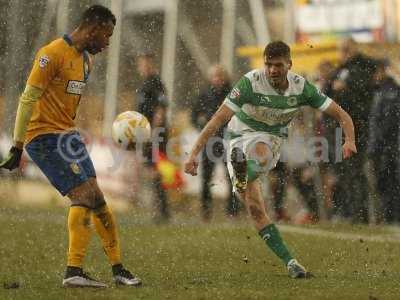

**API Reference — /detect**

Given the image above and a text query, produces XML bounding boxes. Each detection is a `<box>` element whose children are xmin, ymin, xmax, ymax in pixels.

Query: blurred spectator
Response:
<box><xmin>368</xmin><ymin>59</ymin><xmax>400</xmax><ymax>223</ymax></box>
<box><xmin>270</xmin><ymin>163</ymin><xmax>320</xmax><ymax>224</ymax></box>
<box><xmin>272</xmin><ymin>117</ymin><xmax>320</xmax><ymax>224</ymax></box>
<box><xmin>269</xmin><ymin>161</ymin><xmax>289</xmax><ymax>222</ymax></box>
<box><xmin>191</xmin><ymin>64</ymin><xmax>239</xmax><ymax>220</ymax></box>
<box><xmin>315</xmin><ymin>60</ymin><xmax>335</xmax><ymax>91</ymax></box>
<box><xmin>314</xmin><ymin>60</ymin><xmax>336</xmax><ymax>218</ymax></box>
<box><xmin>135</xmin><ymin>53</ymin><xmax>169</xmax><ymax>222</ymax></box>
<box><xmin>325</xmin><ymin>38</ymin><xmax>377</xmax><ymax>223</ymax></box>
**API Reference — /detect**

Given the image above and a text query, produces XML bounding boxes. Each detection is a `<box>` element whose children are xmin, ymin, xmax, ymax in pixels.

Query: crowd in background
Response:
<box><xmin>305</xmin><ymin>38</ymin><xmax>400</xmax><ymax>224</ymax></box>
<box><xmin>1</xmin><ymin>37</ymin><xmax>399</xmax><ymax>225</ymax></box>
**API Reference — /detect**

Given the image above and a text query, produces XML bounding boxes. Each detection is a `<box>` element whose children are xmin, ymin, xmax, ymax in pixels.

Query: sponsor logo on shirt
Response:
<box><xmin>242</xmin><ymin>104</ymin><xmax>299</xmax><ymax>126</ymax></box>
<box><xmin>229</xmin><ymin>87</ymin><xmax>240</xmax><ymax>99</ymax></box>
<box><xmin>66</xmin><ymin>80</ymin><xmax>86</xmax><ymax>95</ymax></box>
<box><xmin>39</xmin><ymin>55</ymin><xmax>50</xmax><ymax>68</ymax></box>
<box><xmin>259</xmin><ymin>96</ymin><xmax>271</xmax><ymax>104</ymax></box>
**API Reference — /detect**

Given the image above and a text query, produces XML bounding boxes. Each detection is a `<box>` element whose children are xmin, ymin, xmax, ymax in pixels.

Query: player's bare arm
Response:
<box><xmin>323</xmin><ymin>100</ymin><xmax>357</xmax><ymax>159</ymax></box>
<box><xmin>184</xmin><ymin>104</ymin><xmax>234</xmax><ymax>175</ymax></box>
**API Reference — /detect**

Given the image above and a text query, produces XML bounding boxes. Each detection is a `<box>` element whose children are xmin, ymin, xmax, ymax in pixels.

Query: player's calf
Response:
<box><xmin>258</xmin><ymin>223</ymin><xmax>311</xmax><ymax>279</ymax></box>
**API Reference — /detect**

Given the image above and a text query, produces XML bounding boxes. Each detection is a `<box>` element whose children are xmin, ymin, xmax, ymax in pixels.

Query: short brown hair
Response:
<box><xmin>263</xmin><ymin>41</ymin><xmax>291</xmax><ymax>60</ymax></box>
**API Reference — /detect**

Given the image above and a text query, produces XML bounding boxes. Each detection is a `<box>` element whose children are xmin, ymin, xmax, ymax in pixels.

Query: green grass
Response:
<box><xmin>1</xmin><ymin>205</ymin><xmax>400</xmax><ymax>300</ymax></box>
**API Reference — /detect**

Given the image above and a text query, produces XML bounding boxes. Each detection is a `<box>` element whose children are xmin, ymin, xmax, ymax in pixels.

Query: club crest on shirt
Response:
<box><xmin>229</xmin><ymin>87</ymin><xmax>240</xmax><ymax>99</ymax></box>
<box><xmin>287</xmin><ymin>96</ymin><xmax>298</xmax><ymax>106</ymax></box>
<box><xmin>70</xmin><ymin>163</ymin><xmax>81</xmax><ymax>174</ymax></box>
<box><xmin>39</xmin><ymin>55</ymin><xmax>50</xmax><ymax>68</ymax></box>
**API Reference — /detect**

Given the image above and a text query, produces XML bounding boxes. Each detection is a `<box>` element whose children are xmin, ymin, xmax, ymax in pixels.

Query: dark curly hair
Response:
<box><xmin>263</xmin><ymin>41</ymin><xmax>291</xmax><ymax>60</ymax></box>
<box><xmin>81</xmin><ymin>5</ymin><xmax>116</xmax><ymax>27</ymax></box>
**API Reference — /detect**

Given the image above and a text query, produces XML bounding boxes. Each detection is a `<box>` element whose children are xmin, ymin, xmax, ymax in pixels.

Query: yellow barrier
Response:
<box><xmin>237</xmin><ymin>42</ymin><xmax>400</xmax><ymax>76</ymax></box>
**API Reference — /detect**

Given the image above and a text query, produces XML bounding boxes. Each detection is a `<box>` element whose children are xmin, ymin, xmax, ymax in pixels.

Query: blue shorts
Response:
<box><xmin>25</xmin><ymin>131</ymin><xmax>96</xmax><ymax>196</ymax></box>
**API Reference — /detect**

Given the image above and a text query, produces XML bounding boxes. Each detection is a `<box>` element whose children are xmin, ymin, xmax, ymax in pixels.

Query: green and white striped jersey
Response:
<box><xmin>224</xmin><ymin>69</ymin><xmax>332</xmax><ymax>138</ymax></box>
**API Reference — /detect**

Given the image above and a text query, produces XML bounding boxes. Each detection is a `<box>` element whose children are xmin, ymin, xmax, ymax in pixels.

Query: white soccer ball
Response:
<box><xmin>112</xmin><ymin>111</ymin><xmax>151</xmax><ymax>149</ymax></box>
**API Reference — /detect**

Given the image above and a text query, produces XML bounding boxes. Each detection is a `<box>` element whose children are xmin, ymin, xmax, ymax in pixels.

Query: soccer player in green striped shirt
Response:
<box><xmin>184</xmin><ymin>41</ymin><xmax>356</xmax><ymax>278</ymax></box>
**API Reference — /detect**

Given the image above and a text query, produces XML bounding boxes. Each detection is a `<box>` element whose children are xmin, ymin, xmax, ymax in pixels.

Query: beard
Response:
<box><xmin>86</xmin><ymin>46</ymin><xmax>100</xmax><ymax>55</ymax></box>
<box><xmin>269</xmin><ymin>77</ymin><xmax>282</xmax><ymax>87</ymax></box>
<box><xmin>85</xmin><ymin>41</ymin><xmax>102</xmax><ymax>55</ymax></box>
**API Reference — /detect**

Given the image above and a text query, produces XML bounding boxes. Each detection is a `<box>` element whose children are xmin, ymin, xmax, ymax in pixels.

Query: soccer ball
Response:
<box><xmin>112</xmin><ymin>111</ymin><xmax>151</xmax><ymax>148</ymax></box>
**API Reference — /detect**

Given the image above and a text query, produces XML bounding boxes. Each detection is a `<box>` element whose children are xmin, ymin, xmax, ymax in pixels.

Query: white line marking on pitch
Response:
<box><xmin>279</xmin><ymin>225</ymin><xmax>400</xmax><ymax>244</ymax></box>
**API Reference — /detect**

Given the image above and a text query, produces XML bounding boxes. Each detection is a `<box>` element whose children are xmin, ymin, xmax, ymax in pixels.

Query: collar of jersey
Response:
<box><xmin>263</xmin><ymin>70</ymin><xmax>290</xmax><ymax>96</ymax></box>
<box><xmin>63</xmin><ymin>34</ymin><xmax>89</xmax><ymax>81</ymax></box>
<box><xmin>63</xmin><ymin>34</ymin><xmax>73</xmax><ymax>46</ymax></box>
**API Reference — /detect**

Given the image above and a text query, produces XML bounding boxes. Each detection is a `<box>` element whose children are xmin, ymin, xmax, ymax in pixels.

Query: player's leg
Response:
<box><xmin>225</xmin><ymin>166</ymin><xmax>241</xmax><ymax>217</ymax></box>
<box><xmin>25</xmin><ymin>133</ymin><xmax>106</xmax><ymax>287</ymax></box>
<box><xmin>64</xmin><ymin>181</ymin><xmax>107</xmax><ymax>287</ymax></box>
<box><xmin>156</xmin><ymin>129</ymin><xmax>170</xmax><ymax>221</ymax></box>
<box><xmin>145</xmin><ymin>142</ymin><xmax>169</xmax><ymax>222</ymax></box>
<box><xmin>90</xmin><ymin>178</ymin><xmax>141</xmax><ymax>286</ymax></box>
<box><xmin>61</xmin><ymin>133</ymin><xmax>109</xmax><ymax>287</ymax></box>
<box><xmin>248</xmin><ymin>142</ymin><xmax>309</xmax><ymax>278</ymax></box>
<box><xmin>229</xmin><ymin>139</ymin><xmax>309</xmax><ymax>278</ymax></box>
<box><xmin>200</xmin><ymin>148</ymin><xmax>215</xmax><ymax>221</ymax></box>
<box><xmin>153</xmin><ymin>172</ymin><xmax>169</xmax><ymax>221</ymax></box>
<box><xmin>67</xmin><ymin>181</ymin><xmax>94</xmax><ymax>269</ymax></box>
<box><xmin>270</xmin><ymin>162</ymin><xmax>290</xmax><ymax>222</ymax></box>
<box><xmin>73</xmin><ymin>133</ymin><xmax>141</xmax><ymax>286</ymax></box>
<box><xmin>243</xmin><ymin>180</ymin><xmax>302</xmax><ymax>275</ymax></box>
<box><xmin>88</xmin><ymin>178</ymin><xmax>120</xmax><ymax>265</ymax></box>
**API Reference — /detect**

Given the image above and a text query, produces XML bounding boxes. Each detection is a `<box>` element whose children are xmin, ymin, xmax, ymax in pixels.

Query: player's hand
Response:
<box><xmin>332</xmin><ymin>79</ymin><xmax>346</xmax><ymax>91</ymax></box>
<box><xmin>184</xmin><ymin>156</ymin><xmax>199</xmax><ymax>176</ymax></box>
<box><xmin>342</xmin><ymin>140</ymin><xmax>357</xmax><ymax>159</ymax></box>
<box><xmin>0</xmin><ymin>146</ymin><xmax>23</xmax><ymax>170</ymax></box>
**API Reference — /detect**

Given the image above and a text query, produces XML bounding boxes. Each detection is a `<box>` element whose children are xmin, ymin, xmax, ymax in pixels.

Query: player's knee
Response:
<box><xmin>249</xmin><ymin>142</ymin><xmax>272</xmax><ymax>167</ymax></box>
<box><xmin>246</xmin><ymin>145</ymin><xmax>273</xmax><ymax>182</ymax></box>
<box><xmin>70</xmin><ymin>196</ymin><xmax>95</xmax><ymax>208</ymax></box>
<box><xmin>68</xmin><ymin>184</ymin><xmax>97</xmax><ymax>208</ymax></box>
<box><xmin>78</xmin><ymin>194</ymin><xmax>96</xmax><ymax>208</ymax></box>
<box><xmin>89</xmin><ymin>178</ymin><xmax>106</xmax><ymax>209</ymax></box>
<box><xmin>93</xmin><ymin>193</ymin><xmax>106</xmax><ymax>210</ymax></box>
<box><xmin>247</xmin><ymin>160</ymin><xmax>264</xmax><ymax>182</ymax></box>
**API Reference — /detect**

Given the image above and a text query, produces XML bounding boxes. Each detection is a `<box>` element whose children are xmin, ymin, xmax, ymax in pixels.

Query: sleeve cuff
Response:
<box><xmin>223</xmin><ymin>98</ymin><xmax>241</xmax><ymax>112</ymax></box>
<box><xmin>317</xmin><ymin>97</ymin><xmax>333</xmax><ymax>111</ymax></box>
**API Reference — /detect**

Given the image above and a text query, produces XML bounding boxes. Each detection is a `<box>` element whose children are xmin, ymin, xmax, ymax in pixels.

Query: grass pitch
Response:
<box><xmin>1</xmin><ymin>205</ymin><xmax>400</xmax><ymax>300</ymax></box>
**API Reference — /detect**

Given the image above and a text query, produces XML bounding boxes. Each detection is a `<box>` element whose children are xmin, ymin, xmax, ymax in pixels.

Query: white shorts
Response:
<box><xmin>226</xmin><ymin>131</ymin><xmax>283</xmax><ymax>189</ymax></box>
